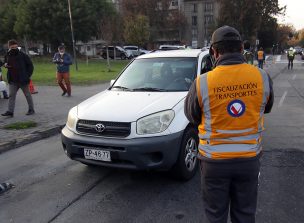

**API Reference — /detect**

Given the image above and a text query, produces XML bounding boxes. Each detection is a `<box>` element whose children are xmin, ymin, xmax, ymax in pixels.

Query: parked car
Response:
<box><xmin>123</xmin><ymin>45</ymin><xmax>150</xmax><ymax>58</ymax></box>
<box><xmin>61</xmin><ymin>49</ymin><xmax>213</xmax><ymax>180</ymax></box>
<box><xmin>98</xmin><ymin>46</ymin><xmax>131</xmax><ymax>60</ymax></box>
<box><xmin>294</xmin><ymin>46</ymin><xmax>303</xmax><ymax>55</ymax></box>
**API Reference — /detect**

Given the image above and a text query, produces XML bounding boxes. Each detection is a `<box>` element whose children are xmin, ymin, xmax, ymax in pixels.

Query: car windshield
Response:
<box><xmin>111</xmin><ymin>57</ymin><xmax>197</xmax><ymax>92</ymax></box>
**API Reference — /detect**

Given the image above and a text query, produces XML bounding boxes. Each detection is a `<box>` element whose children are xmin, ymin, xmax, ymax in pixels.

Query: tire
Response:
<box><xmin>171</xmin><ymin>127</ymin><xmax>199</xmax><ymax>181</ymax></box>
<box><xmin>120</xmin><ymin>54</ymin><xmax>126</xmax><ymax>60</ymax></box>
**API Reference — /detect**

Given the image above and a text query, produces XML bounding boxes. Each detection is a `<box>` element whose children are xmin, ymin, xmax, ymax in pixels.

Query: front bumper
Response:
<box><xmin>61</xmin><ymin>126</ymin><xmax>184</xmax><ymax>170</ymax></box>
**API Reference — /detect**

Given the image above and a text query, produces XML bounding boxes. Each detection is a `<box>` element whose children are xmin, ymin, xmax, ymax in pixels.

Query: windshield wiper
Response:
<box><xmin>132</xmin><ymin>87</ymin><xmax>167</xmax><ymax>92</ymax></box>
<box><xmin>111</xmin><ymin>86</ymin><xmax>132</xmax><ymax>91</ymax></box>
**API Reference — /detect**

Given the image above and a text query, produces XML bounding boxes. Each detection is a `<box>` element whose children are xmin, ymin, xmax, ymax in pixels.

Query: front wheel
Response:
<box><xmin>171</xmin><ymin>127</ymin><xmax>199</xmax><ymax>181</ymax></box>
<box><xmin>120</xmin><ymin>54</ymin><xmax>126</xmax><ymax>60</ymax></box>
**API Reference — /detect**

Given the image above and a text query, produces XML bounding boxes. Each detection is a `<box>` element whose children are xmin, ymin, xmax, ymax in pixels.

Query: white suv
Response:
<box><xmin>61</xmin><ymin>49</ymin><xmax>213</xmax><ymax>180</ymax></box>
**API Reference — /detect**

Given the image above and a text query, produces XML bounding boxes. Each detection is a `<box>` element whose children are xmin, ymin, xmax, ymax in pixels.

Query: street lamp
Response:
<box><xmin>67</xmin><ymin>0</ymin><xmax>78</xmax><ymax>71</ymax></box>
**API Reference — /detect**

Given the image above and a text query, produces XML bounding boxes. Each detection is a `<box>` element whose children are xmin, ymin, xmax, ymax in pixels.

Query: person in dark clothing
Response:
<box><xmin>52</xmin><ymin>45</ymin><xmax>73</xmax><ymax>96</ymax></box>
<box><xmin>184</xmin><ymin>26</ymin><xmax>274</xmax><ymax>223</ymax></box>
<box><xmin>243</xmin><ymin>40</ymin><xmax>254</xmax><ymax>65</ymax></box>
<box><xmin>0</xmin><ymin>60</ymin><xmax>9</xmax><ymax>99</ymax></box>
<box><xmin>287</xmin><ymin>47</ymin><xmax>296</xmax><ymax>70</ymax></box>
<box><xmin>1</xmin><ymin>40</ymin><xmax>35</xmax><ymax>117</ymax></box>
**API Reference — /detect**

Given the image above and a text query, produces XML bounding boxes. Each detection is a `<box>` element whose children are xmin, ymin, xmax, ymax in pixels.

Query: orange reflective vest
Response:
<box><xmin>196</xmin><ymin>64</ymin><xmax>270</xmax><ymax>159</ymax></box>
<box><xmin>257</xmin><ymin>50</ymin><xmax>264</xmax><ymax>60</ymax></box>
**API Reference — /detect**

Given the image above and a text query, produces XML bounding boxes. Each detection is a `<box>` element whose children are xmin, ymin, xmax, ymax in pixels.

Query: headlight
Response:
<box><xmin>66</xmin><ymin>107</ymin><xmax>78</xmax><ymax>130</ymax></box>
<box><xmin>137</xmin><ymin>110</ymin><xmax>175</xmax><ymax>135</ymax></box>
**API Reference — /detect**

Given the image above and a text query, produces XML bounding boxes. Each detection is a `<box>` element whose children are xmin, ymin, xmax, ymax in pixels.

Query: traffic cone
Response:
<box><xmin>29</xmin><ymin>80</ymin><xmax>38</xmax><ymax>94</ymax></box>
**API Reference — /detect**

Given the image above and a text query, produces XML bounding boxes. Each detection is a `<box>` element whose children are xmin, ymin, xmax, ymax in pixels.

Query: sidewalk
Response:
<box><xmin>0</xmin><ymin>56</ymin><xmax>286</xmax><ymax>153</ymax></box>
<box><xmin>0</xmin><ymin>83</ymin><xmax>109</xmax><ymax>153</ymax></box>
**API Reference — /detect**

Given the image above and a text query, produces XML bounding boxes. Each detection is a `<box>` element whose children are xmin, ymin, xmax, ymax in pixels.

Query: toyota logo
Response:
<box><xmin>95</xmin><ymin>123</ymin><xmax>105</xmax><ymax>133</ymax></box>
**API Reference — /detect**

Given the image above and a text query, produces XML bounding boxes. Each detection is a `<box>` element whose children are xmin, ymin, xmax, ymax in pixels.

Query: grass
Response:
<box><xmin>3</xmin><ymin>121</ymin><xmax>38</xmax><ymax>130</ymax></box>
<box><xmin>29</xmin><ymin>57</ymin><xmax>129</xmax><ymax>85</ymax></box>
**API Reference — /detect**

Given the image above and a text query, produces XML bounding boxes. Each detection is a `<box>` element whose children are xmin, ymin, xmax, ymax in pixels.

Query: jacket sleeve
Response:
<box><xmin>52</xmin><ymin>53</ymin><xmax>59</xmax><ymax>63</ymax></box>
<box><xmin>264</xmin><ymin>74</ymin><xmax>274</xmax><ymax>113</ymax></box>
<box><xmin>184</xmin><ymin>79</ymin><xmax>202</xmax><ymax>126</ymax></box>
<box><xmin>24</xmin><ymin>54</ymin><xmax>34</xmax><ymax>77</ymax></box>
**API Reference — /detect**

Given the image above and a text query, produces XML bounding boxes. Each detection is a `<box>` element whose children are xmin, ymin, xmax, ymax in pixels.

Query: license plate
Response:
<box><xmin>84</xmin><ymin>148</ymin><xmax>111</xmax><ymax>162</ymax></box>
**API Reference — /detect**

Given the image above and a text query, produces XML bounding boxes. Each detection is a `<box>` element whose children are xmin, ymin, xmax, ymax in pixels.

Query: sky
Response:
<box><xmin>278</xmin><ymin>0</ymin><xmax>304</xmax><ymax>30</ymax></box>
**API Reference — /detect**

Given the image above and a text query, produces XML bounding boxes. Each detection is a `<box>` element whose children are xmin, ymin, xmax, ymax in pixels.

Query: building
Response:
<box><xmin>182</xmin><ymin>0</ymin><xmax>219</xmax><ymax>48</ymax></box>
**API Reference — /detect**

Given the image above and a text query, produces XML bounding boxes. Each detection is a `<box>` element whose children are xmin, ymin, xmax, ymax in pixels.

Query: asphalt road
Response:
<box><xmin>1</xmin><ymin>56</ymin><xmax>304</xmax><ymax>223</ymax></box>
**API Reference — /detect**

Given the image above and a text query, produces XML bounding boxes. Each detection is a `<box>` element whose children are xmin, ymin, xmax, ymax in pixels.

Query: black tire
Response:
<box><xmin>120</xmin><ymin>54</ymin><xmax>126</xmax><ymax>60</ymax></box>
<box><xmin>171</xmin><ymin>127</ymin><xmax>199</xmax><ymax>181</ymax></box>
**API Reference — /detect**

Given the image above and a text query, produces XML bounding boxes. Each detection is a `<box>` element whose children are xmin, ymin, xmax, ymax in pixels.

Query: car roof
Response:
<box><xmin>136</xmin><ymin>49</ymin><xmax>208</xmax><ymax>59</ymax></box>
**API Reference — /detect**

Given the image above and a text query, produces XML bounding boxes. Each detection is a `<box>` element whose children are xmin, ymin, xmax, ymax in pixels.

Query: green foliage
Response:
<box><xmin>217</xmin><ymin>0</ymin><xmax>285</xmax><ymax>47</ymax></box>
<box><xmin>0</xmin><ymin>0</ymin><xmax>115</xmax><ymax>47</ymax></box>
<box><xmin>3</xmin><ymin>121</ymin><xmax>37</xmax><ymax>130</ymax></box>
<box><xmin>123</xmin><ymin>15</ymin><xmax>150</xmax><ymax>47</ymax></box>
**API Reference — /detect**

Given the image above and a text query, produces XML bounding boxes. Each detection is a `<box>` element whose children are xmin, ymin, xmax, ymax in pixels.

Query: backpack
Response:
<box><xmin>244</xmin><ymin>50</ymin><xmax>254</xmax><ymax>65</ymax></box>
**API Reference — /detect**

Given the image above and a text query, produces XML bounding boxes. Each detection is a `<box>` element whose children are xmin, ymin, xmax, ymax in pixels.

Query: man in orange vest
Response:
<box><xmin>185</xmin><ymin>26</ymin><xmax>274</xmax><ymax>223</ymax></box>
<box><xmin>257</xmin><ymin>47</ymin><xmax>265</xmax><ymax>69</ymax></box>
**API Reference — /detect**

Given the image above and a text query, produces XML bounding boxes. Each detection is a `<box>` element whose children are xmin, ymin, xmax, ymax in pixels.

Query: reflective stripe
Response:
<box><xmin>258</xmin><ymin>69</ymin><xmax>270</xmax><ymax>132</ymax></box>
<box><xmin>199</xmin><ymin>143</ymin><xmax>261</xmax><ymax>153</ymax></box>
<box><xmin>199</xmin><ymin>73</ymin><xmax>212</xmax><ymax>137</ymax></box>
<box><xmin>216</xmin><ymin>128</ymin><xmax>254</xmax><ymax>134</ymax></box>
<box><xmin>207</xmin><ymin>133</ymin><xmax>261</xmax><ymax>142</ymax></box>
<box><xmin>196</xmin><ymin>76</ymin><xmax>203</xmax><ymax>108</ymax></box>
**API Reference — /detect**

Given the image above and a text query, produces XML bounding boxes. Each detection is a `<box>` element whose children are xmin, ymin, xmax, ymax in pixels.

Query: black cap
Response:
<box><xmin>211</xmin><ymin>26</ymin><xmax>242</xmax><ymax>45</ymax></box>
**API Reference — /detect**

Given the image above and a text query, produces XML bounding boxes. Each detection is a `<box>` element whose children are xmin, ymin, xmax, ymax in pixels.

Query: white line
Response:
<box><xmin>292</xmin><ymin>74</ymin><xmax>297</xmax><ymax>80</ymax></box>
<box><xmin>278</xmin><ymin>91</ymin><xmax>288</xmax><ymax>108</ymax></box>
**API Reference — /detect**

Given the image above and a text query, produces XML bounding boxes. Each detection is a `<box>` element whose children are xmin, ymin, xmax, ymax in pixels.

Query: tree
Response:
<box><xmin>123</xmin><ymin>15</ymin><xmax>150</xmax><ymax>47</ymax></box>
<box><xmin>0</xmin><ymin>0</ymin><xmax>20</xmax><ymax>43</ymax></box>
<box><xmin>120</xmin><ymin>0</ymin><xmax>186</xmax><ymax>45</ymax></box>
<box><xmin>1</xmin><ymin>0</ymin><xmax>114</xmax><ymax>50</ymax></box>
<box><xmin>217</xmin><ymin>0</ymin><xmax>259</xmax><ymax>40</ymax></box>
<box><xmin>277</xmin><ymin>24</ymin><xmax>296</xmax><ymax>49</ymax></box>
<box><xmin>217</xmin><ymin>0</ymin><xmax>285</xmax><ymax>48</ymax></box>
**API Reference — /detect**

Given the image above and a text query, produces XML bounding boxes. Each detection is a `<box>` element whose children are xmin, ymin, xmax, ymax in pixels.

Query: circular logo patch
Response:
<box><xmin>227</xmin><ymin>100</ymin><xmax>246</xmax><ymax>117</ymax></box>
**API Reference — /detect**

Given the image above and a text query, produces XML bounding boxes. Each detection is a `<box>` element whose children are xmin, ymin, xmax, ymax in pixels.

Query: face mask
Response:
<box><xmin>59</xmin><ymin>52</ymin><xmax>64</xmax><ymax>56</ymax></box>
<box><xmin>8</xmin><ymin>48</ymin><xmax>19</xmax><ymax>56</ymax></box>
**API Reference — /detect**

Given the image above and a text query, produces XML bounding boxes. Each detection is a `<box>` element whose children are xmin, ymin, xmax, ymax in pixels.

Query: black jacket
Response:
<box><xmin>4</xmin><ymin>50</ymin><xmax>34</xmax><ymax>85</ymax></box>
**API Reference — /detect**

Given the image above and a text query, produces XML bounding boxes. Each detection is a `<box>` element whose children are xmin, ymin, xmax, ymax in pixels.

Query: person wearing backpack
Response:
<box><xmin>243</xmin><ymin>40</ymin><xmax>254</xmax><ymax>65</ymax></box>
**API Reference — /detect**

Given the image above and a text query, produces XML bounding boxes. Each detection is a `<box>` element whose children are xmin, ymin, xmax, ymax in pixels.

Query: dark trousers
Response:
<box><xmin>288</xmin><ymin>59</ymin><xmax>294</xmax><ymax>69</ymax></box>
<box><xmin>57</xmin><ymin>72</ymin><xmax>71</xmax><ymax>95</ymax></box>
<box><xmin>8</xmin><ymin>83</ymin><xmax>34</xmax><ymax>113</ymax></box>
<box><xmin>200</xmin><ymin>158</ymin><xmax>260</xmax><ymax>223</ymax></box>
<box><xmin>258</xmin><ymin>60</ymin><xmax>264</xmax><ymax>69</ymax></box>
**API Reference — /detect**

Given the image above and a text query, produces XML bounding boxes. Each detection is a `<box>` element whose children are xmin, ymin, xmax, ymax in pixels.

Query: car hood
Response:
<box><xmin>77</xmin><ymin>90</ymin><xmax>187</xmax><ymax>122</ymax></box>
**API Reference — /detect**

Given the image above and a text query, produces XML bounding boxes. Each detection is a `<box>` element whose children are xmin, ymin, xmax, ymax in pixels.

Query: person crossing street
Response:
<box><xmin>287</xmin><ymin>47</ymin><xmax>296</xmax><ymax>70</ymax></box>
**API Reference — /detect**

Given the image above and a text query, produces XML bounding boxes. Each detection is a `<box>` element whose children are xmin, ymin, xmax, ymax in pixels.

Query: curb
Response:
<box><xmin>0</xmin><ymin>124</ymin><xmax>65</xmax><ymax>154</ymax></box>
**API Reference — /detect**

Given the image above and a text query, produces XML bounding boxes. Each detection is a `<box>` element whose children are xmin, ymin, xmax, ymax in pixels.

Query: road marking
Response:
<box><xmin>278</xmin><ymin>91</ymin><xmax>288</xmax><ymax>108</ymax></box>
<box><xmin>292</xmin><ymin>74</ymin><xmax>297</xmax><ymax>80</ymax></box>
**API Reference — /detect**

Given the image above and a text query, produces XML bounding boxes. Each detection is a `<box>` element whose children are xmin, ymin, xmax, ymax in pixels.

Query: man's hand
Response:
<box><xmin>4</xmin><ymin>63</ymin><xmax>11</xmax><ymax>68</ymax></box>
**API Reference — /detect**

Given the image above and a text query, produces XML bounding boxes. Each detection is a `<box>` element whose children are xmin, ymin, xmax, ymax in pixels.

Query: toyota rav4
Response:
<box><xmin>61</xmin><ymin>49</ymin><xmax>213</xmax><ymax>180</ymax></box>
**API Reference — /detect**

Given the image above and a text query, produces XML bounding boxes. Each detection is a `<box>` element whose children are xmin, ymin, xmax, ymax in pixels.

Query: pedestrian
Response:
<box><xmin>184</xmin><ymin>25</ymin><xmax>274</xmax><ymax>223</ymax></box>
<box><xmin>257</xmin><ymin>47</ymin><xmax>265</xmax><ymax>69</ymax></box>
<box><xmin>1</xmin><ymin>40</ymin><xmax>35</xmax><ymax>117</ymax></box>
<box><xmin>52</xmin><ymin>45</ymin><xmax>73</xmax><ymax>96</ymax></box>
<box><xmin>0</xmin><ymin>60</ymin><xmax>9</xmax><ymax>99</ymax></box>
<box><xmin>287</xmin><ymin>47</ymin><xmax>296</xmax><ymax>70</ymax></box>
<box><xmin>243</xmin><ymin>40</ymin><xmax>254</xmax><ymax>65</ymax></box>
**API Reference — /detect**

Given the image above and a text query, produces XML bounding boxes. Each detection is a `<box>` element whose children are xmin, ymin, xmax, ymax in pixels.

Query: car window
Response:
<box><xmin>201</xmin><ymin>55</ymin><xmax>213</xmax><ymax>74</ymax></box>
<box><xmin>112</xmin><ymin>57</ymin><xmax>197</xmax><ymax>92</ymax></box>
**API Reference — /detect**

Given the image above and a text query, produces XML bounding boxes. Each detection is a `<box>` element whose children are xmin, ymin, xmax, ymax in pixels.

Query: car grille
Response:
<box><xmin>76</xmin><ymin>120</ymin><xmax>131</xmax><ymax>137</ymax></box>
